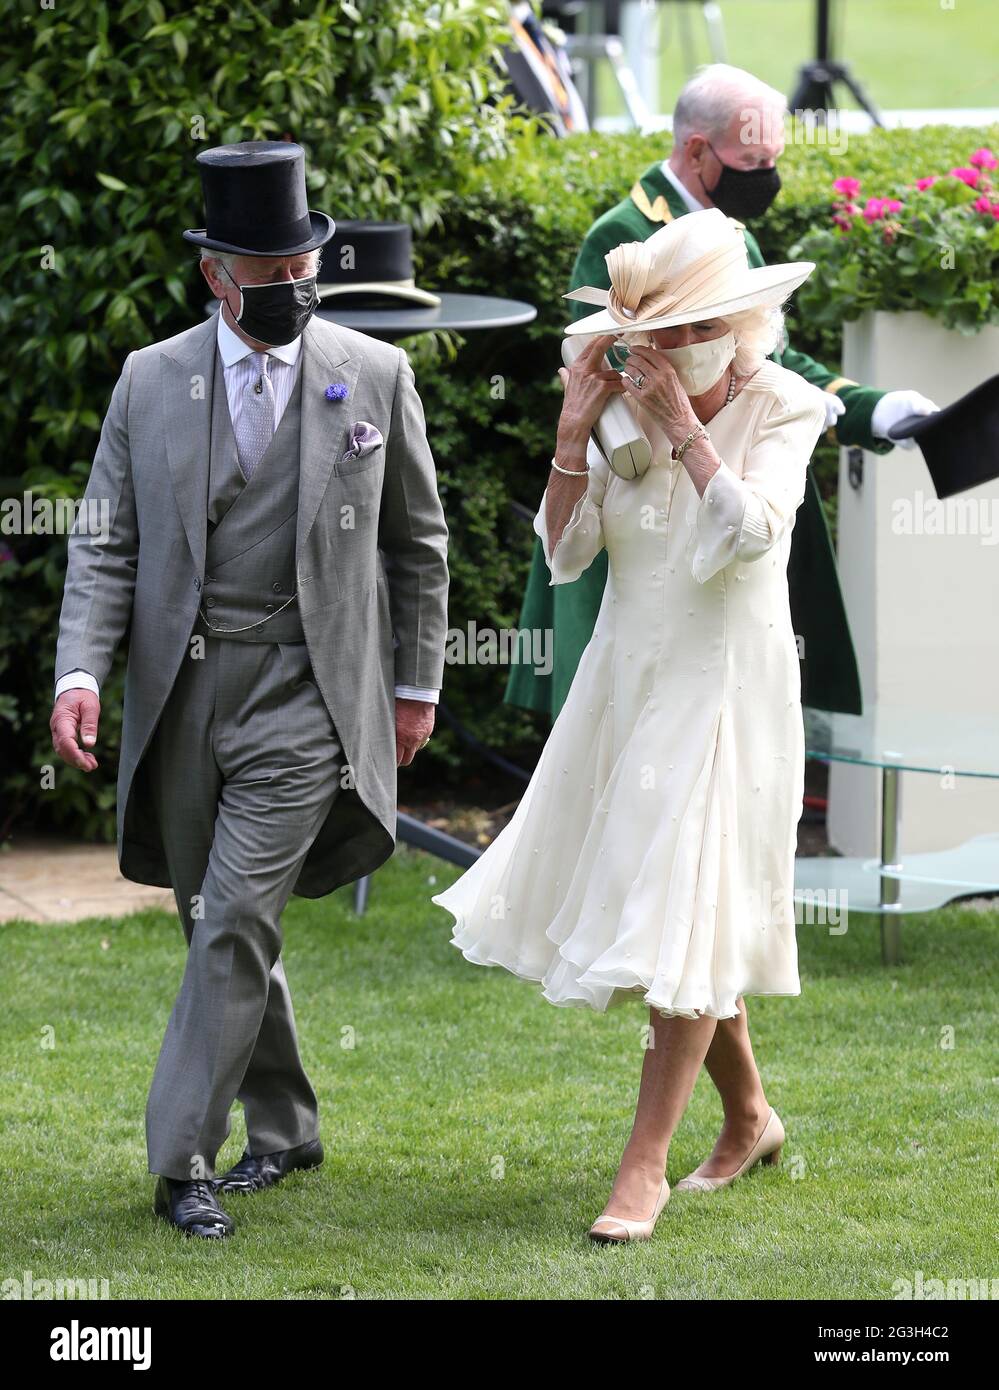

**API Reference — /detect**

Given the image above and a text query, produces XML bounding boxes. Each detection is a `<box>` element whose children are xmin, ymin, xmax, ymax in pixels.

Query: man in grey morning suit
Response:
<box><xmin>49</xmin><ymin>142</ymin><xmax>450</xmax><ymax>1238</ymax></box>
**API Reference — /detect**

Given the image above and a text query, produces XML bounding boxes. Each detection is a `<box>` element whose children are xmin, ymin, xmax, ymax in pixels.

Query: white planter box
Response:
<box><xmin>827</xmin><ymin>310</ymin><xmax>999</xmax><ymax>857</ymax></box>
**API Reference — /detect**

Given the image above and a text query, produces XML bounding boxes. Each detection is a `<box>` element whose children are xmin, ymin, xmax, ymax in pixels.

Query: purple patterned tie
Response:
<box><xmin>235</xmin><ymin>351</ymin><xmax>275</xmax><ymax>480</ymax></box>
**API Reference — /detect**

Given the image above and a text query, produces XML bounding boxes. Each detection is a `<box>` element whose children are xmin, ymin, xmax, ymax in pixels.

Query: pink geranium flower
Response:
<box><xmin>914</xmin><ymin>176</ymin><xmax>937</xmax><ymax>191</ymax></box>
<box><xmin>973</xmin><ymin>194</ymin><xmax>993</xmax><ymax>213</ymax></box>
<box><xmin>831</xmin><ymin>200</ymin><xmax>861</xmax><ymax>229</ymax></box>
<box><xmin>950</xmin><ymin>167</ymin><xmax>980</xmax><ymax>188</ymax></box>
<box><xmin>969</xmin><ymin>148</ymin><xmax>998</xmax><ymax>170</ymax></box>
<box><xmin>833</xmin><ymin>176</ymin><xmax>861</xmax><ymax>197</ymax></box>
<box><xmin>863</xmin><ymin>197</ymin><xmax>903</xmax><ymax>221</ymax></box>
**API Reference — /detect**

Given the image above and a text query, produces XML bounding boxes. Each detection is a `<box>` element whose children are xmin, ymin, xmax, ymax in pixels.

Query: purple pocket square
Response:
<box><xmin>341</xmin><ymin>421</ymin><xmax>383</xmax><ymax>462</ymax></box>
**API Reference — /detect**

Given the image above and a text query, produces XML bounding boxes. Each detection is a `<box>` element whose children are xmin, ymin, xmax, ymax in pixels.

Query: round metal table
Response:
<box><xmin>315</xmin><ymin>291</ymin><xmax>537</xmax><ymax>341</ymax></box>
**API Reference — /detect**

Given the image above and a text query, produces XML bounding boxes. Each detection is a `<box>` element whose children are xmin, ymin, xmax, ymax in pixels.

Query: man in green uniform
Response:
<box><xmin>505</xmin><ymin>64</ymin><xmax>938</xmax><ymax>721</ymax></box>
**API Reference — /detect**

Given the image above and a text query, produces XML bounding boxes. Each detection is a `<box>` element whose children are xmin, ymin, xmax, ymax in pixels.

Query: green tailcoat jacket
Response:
<box><xmin>504</xmin><ymin>160</ymin><xmax>890</xmax><ymax>721</ymax></box>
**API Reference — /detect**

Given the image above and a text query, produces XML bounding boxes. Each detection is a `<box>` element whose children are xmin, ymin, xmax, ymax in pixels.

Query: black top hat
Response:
<box><xmin>317</xmin><ymin>221</ymin><xmax>440</xmax><ymax>308</ymax></box>
<box><xmin>183</xmin><ymin>140</ymin><xmax>335</xmax><ymax>257</ymax></box>
<box><xmin>887</xmin><ymin>374</ymin><xmax>999</xmax><ymax>499</ymax></box>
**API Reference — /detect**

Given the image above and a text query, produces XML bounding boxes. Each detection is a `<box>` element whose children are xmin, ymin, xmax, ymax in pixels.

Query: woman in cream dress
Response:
<box><xmin>431</xmin><ymin>209</ymin><xmax>827</xmax><ymax>1241</ymax></box>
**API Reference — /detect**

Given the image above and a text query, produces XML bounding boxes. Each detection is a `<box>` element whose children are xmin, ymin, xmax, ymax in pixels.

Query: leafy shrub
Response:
<box><xmin>790</xmin><ymin>145</ymin><xmax>999</xmax><ymax>332</ymax></box>
<box><xmin>0</xmin><ymin>0</ymin><xmax>533</xmax><ymax>843</ymax></box>
<box><xmin>3</xmin><ymin>0</ymin><xmax>996</xmax><ymax>842</ymax></box>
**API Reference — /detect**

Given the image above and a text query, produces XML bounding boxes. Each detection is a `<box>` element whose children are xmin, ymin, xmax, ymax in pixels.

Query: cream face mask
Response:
<box><xmin>615</xmin><ymin>330</ymin><xmax>736</xmax><ymax>396</ymax></box>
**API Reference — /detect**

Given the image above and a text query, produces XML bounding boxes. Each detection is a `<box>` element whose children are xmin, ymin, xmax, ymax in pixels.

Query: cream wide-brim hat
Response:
<box><xmin>563</xmin><ymin>206</ymin><xmax>814</xmax><ymax>337</ymax></box>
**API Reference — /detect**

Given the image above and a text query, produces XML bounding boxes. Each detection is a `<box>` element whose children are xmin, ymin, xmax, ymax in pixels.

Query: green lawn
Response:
<box><xmin>602</xmin><ymin>0</ymin><xmax>999</xmax><ymax>114</ymax></box>
<box><xmin>2</xmin><ymin>846</ymin><xmax>996</xmax><ymax>1300</ymax></box>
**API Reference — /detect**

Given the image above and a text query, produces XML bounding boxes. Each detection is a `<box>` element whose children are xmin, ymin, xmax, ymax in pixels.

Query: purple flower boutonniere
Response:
<box><xmin>325</xmin><ymin>383</ymin><xmax>349</xmax><ymax>402</ymax></box>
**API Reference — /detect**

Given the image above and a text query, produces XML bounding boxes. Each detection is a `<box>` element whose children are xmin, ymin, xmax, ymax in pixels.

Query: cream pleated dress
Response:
<box><xmin>431</xmin><ymin>360</ymin><xmax>827</xmax><ymax>1020</ymax></box>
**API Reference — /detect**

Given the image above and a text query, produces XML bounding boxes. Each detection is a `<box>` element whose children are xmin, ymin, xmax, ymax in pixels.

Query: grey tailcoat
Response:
<box><xmin>54</xmin><ymin>313</ymin><xmax>450</xmax><ymax>897</ymax></box>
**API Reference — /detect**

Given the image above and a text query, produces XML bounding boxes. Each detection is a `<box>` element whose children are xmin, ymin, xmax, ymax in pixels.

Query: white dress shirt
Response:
<box><xmin>659</xmin><ymin>159</ymin><xmax>705</xmax><ymax>214</ymax></box>
<box><xmin>55</xmin><ymin>308</ymin><xmax>440</xmax><ymax>705</ymax></box>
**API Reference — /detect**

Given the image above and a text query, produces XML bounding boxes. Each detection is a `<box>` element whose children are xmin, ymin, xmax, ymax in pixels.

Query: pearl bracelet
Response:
<box><xmin>550</xmin><ymin>455</ymin><xmax>589</xmax><ymax>476</ymax></box>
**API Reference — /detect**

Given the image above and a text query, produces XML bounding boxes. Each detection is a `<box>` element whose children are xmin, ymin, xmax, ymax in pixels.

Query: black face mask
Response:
<box><xmin>703</xmin><ymin>142</ymin><xmax>782</xmax><ymax>220</ymax></box>
<box><xmin>221</xmin><ymin>263</ymin><xmax>320</xmax><ymax>346</ymax></box>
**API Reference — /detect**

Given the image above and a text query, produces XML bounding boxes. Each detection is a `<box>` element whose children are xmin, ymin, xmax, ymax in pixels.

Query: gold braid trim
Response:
<box><xmin>629</xmin><ymin>182</ymin><xmax>673</xmax><ymax>225</ymax></box>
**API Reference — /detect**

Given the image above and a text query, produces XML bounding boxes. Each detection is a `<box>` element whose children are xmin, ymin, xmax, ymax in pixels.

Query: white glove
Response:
<box><xmin>823</xmin><ymin>392</ymin><xmax>846</xmax><ymax>430</ymax></box>
<box><xmin>871</xmin><ymin>389</ymin><xmax>940</xmax><ymax>450</ymax></box>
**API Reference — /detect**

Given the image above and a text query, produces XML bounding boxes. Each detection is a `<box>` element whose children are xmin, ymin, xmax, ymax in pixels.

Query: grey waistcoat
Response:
<box><xmin>194</xmin><ymin>348</ymin><xmax>306</xmax><ymax>644</ymax></box>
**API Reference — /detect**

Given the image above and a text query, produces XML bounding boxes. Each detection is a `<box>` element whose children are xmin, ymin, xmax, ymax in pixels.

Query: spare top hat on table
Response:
<box><xmin>887</xmin><ymin>374</ymin><xmax>999</xmax><ymax>499</ymax></box>
<box><xmin>317</xmin><ymin>221</ymin><xmax>441</xmax><ymax>308</ymax></box>
<box><xmin>183</xmin><ymin>140</ymin><xmax>336</xmax><ymax>256</ymax></box>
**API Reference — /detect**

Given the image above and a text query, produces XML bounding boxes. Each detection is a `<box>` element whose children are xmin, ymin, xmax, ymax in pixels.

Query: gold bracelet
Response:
<box><xmin>671</xmin><ymin>425</ymin><xmax>709</xmax><ymax>463</ymax></box>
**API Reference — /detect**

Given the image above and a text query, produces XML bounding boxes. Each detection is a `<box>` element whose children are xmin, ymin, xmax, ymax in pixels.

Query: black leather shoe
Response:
<box><xmin>213</xmin><ymin>1137</ymin><xmax>324</xmax><ymax>1193</ymax></box>
<box><xmin>153</xmin><ymin>1176</ymin><xmax>234</xmax><ymax>1238</ymax></box>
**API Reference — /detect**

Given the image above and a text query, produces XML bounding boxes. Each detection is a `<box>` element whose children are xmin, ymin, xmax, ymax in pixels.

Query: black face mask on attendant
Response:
<box><xmin>220</xmin><ymin>262</ymin><xmax>320</xmax><ymax>346</ymax></box>
<box><xmin>702</xmin><ymin>142</ymin><xmax>782</xmax><ymax>220</ymax></box>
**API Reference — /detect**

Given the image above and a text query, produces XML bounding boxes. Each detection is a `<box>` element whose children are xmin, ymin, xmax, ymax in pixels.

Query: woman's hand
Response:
<box><xmin>617</xmin><ymin>343</ymin><xmax>699</xmax><ymax>440</ymax></box>
<box><xmin>556</xmin><ymin>333</ymin><xmax>626</xmax><ymax>449</ymax></box>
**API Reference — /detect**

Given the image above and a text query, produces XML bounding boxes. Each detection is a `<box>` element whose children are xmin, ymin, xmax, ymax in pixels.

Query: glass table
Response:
<box><xmin>797</xmin><ymin>705</ymin><xmax>999</xmax><ymax>963</ymax></box>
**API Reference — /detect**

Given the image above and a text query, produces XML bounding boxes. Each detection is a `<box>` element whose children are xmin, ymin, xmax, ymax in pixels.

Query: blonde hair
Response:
<box><xmin>722</xmin><ymin>304</ymin><xmax>785</xmax><ymax>375</ymax></box>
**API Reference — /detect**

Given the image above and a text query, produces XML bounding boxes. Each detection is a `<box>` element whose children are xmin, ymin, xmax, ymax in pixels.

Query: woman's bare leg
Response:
<box><xmin>597</xmin><ymin>1008</ymin><xmax>717</xmax><ymax>1221</ymax></box>
<box><xmin>689</xmin><ymin>995</ymin><xmax>773</xmax><ymax>1179</ymax></box>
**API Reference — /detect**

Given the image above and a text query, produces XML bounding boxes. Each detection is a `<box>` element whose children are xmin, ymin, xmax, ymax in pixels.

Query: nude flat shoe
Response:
<box><xmin>587</xmin><ymin>1175</ymin><xmax>670</xmax><ymax>1244</ymax></box>
<box><xmin>673</xmin><ymin>1109</ymin><xmax>785</xmax><ymax>1193</ymax></box>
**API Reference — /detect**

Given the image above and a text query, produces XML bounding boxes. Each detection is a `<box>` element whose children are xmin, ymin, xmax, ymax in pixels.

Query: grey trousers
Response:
<box><xmin>143</xmin><ymin>634</ymin><xmax>344</xmax><ymax>1180</ymax></box>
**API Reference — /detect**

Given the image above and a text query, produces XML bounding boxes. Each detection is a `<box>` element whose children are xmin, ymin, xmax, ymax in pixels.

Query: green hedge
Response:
<box><xmin>3</xmin><ymin>4</ymin><xmax>996</xmax><ymax>846</ymax></box>
<box><xmin>0</xmin><ymin>0</ymin><xmax>532</xmax><ymax>845</ymax></box>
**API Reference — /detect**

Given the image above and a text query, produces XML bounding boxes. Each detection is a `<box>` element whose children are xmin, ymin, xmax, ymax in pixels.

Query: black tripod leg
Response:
<box><xmin>837</xmin><ymin>66</ymin><xmax>884</xmax><ymax>127</ymax></box>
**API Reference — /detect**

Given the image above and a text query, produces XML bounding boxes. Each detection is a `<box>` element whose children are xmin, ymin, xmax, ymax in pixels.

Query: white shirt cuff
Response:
<box><xmin>395</xmin><ymin>685</ymin><xmax>439</xmax><ymax>703</ymax></box>
<box><xmin>55</xmin><ymin>670</ymin><xmax>100</xmax><ymax>700</ymax></box>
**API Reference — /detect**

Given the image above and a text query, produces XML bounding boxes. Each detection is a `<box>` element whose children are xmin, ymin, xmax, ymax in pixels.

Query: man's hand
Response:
<box><xmin>872</xmin><ymin>389</ymin><xmax>940</xmax><ymax>450</ymax></box>
<box><xmin>50</xmin><ymin>689</ymin><xmax>101</xmax><ymax>772</ymax></box>
<box><xmin>823</xmin><ymin>392</ymin><xmax>846</xmax><ymax>430</ymax></box>
<box><xmin>395</xmin><ymin>697</ymin><xmax>435</xmax><ymax>767</ymax></box>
